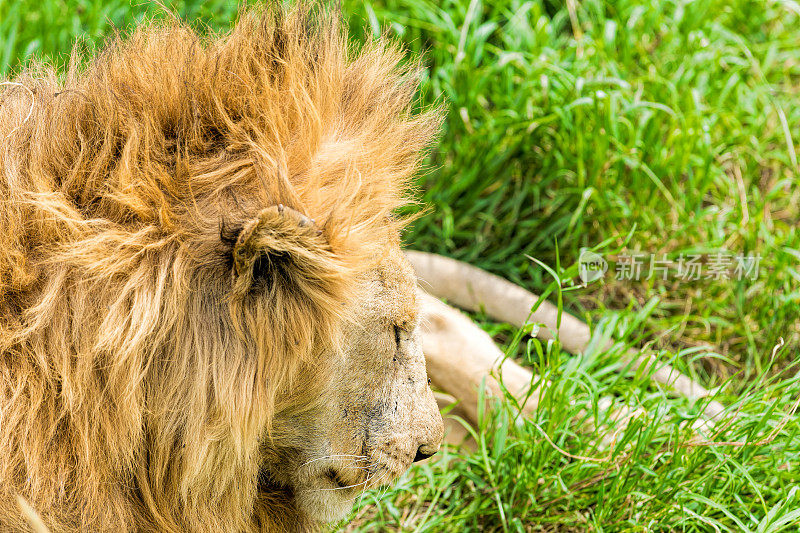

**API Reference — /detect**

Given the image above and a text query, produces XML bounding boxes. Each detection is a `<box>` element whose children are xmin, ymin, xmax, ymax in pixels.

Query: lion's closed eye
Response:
<box><xmin>393</xmin><ymin>325</ymin><xmax>402</xmax><ymax>349</ymax></box>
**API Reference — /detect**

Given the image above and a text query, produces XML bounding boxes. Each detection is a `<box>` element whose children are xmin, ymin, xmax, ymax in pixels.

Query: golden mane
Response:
<box><xmin>0</xmin><ymin>4</ymin><xmax>441</xmax><ymax>530</ymax></box>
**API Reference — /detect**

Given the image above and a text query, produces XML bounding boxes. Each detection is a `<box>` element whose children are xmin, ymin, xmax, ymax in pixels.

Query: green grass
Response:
<box><xmin>3</xmin><ymin>0</ymin><xmax>799</xmax><ymax>530</ymax></box>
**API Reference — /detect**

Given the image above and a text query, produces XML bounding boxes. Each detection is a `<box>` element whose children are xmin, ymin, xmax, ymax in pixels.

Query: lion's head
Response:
<box><xmin>0</xmin><ymin>4</ymin><xmax>443</xmax><ymax>531</ymax></box>
<box><xmin>256</xmin><ymin>233</ymin><xmax>444</xmax><ymax>524</ymax></box>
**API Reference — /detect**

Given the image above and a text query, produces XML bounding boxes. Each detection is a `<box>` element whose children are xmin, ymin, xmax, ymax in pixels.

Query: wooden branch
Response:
<box><xmin>419</xmin><ymin>290</ymin><xmax>542</xmax><ymax>424</ymax></box>
<box><xmin>409</xmin><ymin>251</ymin><xmax>724</xmax><ymax>420</ymax></box>
<box><xmin>420</xmin><ymin>291</ymin><xmax>644</xmax><ymax>449</ymax></box>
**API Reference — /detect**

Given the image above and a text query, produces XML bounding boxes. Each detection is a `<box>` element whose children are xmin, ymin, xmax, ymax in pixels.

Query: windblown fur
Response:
<box><xmin>0</xmin><ymin>4</ymin><xmax>441</xmax><ymax>531</ymax></box>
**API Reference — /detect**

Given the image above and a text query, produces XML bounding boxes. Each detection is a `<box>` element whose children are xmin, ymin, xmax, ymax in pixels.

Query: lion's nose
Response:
<box><xmin>413</xmin><ymin>445</ymin><xmax>437</xmax><ymax>463</ymax></box>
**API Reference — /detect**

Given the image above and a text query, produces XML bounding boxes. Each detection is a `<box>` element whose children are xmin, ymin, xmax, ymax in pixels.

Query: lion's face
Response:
<box><xmin>255</xmin><ymin>245</ymin><xmax>444</xmax><ymax>523</ymax></box>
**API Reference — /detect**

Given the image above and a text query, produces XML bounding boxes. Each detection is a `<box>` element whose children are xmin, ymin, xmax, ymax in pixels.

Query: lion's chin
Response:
<box><xmin>295</xmin><ymin>487</ymin><xmax>355</xmax><ymax>524</ymax></box>
<box><xmin>294</xmin><ymin>463</ymin><xmax>405</xmax><ymax>523</ymax></box>
<box><xmin>257</xmin><ymin>467</ymin><xmax>356</xmax><ymax>525</ymax></box>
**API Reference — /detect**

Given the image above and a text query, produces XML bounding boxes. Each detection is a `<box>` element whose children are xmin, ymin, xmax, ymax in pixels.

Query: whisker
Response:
<box><xmin>372</xmin><ymin>470</ymin><xmax>392</xmax><ymax>494</ymax></box>
<box><xmin>299</xmin><ymin>454</ymin><xmax>369</xmax><ymax>468</ymax></box>
<box><xmin>355</xmin><ymin>468</ymin><xmax>381</xmax><ymax>506</ymax></box>
<box><xmin>341</xmin><ymin>459</ymin><xmax>378</xmax><ymax>470</ymax></box>
<box><xmin>341</xmin><ymin>466</ymin><xmax>377</xmax><ymax>474</ymax></box>
<box><xmin>375</xmin><ymin>472</ymin><xmax>393</xmax><ymax>501</ymax></box>
<box><xmin>351</xmin><ymin>468</ymin><xmax>391</xmax><ymax>507</ymax></box>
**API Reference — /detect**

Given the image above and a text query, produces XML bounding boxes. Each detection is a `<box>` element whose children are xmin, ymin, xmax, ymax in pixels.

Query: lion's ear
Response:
<box><xmin>231</xmin><ymin>205</ymin><xmax>346</xmax><ymax>304</ymax></box>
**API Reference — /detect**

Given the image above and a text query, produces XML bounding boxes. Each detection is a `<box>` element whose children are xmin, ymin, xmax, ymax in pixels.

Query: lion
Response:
<box><xmin>0</xmin><ymin>4</ymin><xmax>444</xmax><ymax>531</ymax></box>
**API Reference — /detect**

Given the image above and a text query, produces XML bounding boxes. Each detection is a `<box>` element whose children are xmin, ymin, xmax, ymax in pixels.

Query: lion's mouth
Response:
<box><xmin>257</xmin><ymin>463</ymin><xmax>363</xmax><ymax>495</ymax></box>
<box><xmin>324</xmin><ymin>468</ymin><xmax>352</xmax><ymax>490</ymax></box>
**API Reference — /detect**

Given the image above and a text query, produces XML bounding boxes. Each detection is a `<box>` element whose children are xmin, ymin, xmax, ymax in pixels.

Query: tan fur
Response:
<box><xmin>0</xmin><ymin>4</ymin><xmax>443</xmax><ymax>531</ymax></box>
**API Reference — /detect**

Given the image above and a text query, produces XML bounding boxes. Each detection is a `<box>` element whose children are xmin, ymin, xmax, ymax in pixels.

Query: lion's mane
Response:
<box><xmin>0</xmin><ymin>5</ymin><xmax>440</xmax><ymax>531</ymax></box>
